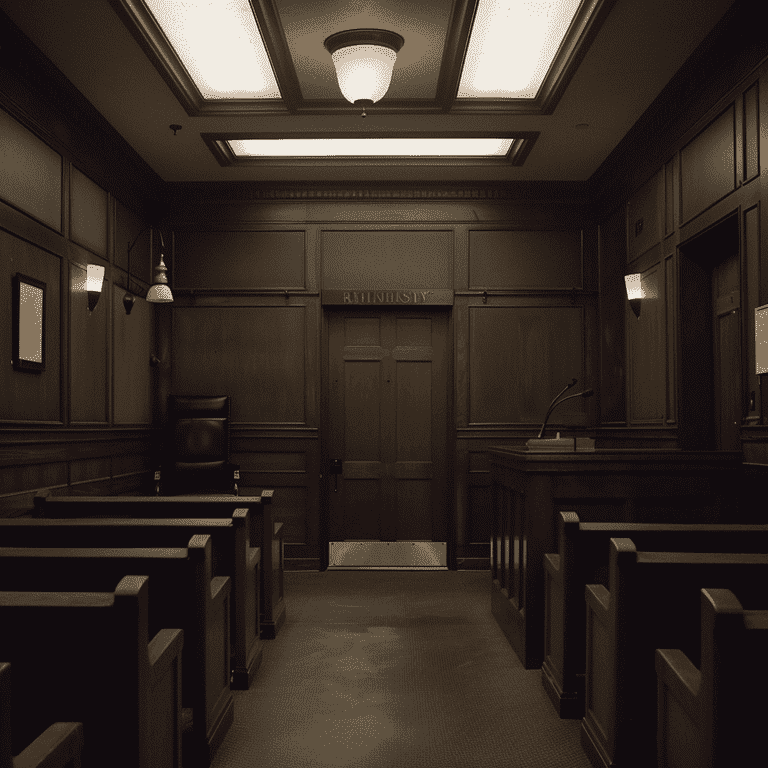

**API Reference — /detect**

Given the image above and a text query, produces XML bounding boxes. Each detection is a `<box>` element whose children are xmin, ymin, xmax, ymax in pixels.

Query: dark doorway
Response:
<box><xmin>678</xmin><ymin>214</ymin><xmax>742</xmax><ymax>450</ymax></box>
<box><xmin>322</xmin><ymin>308</ymin><xmax>450</xmax><ymax>567</ymax></box>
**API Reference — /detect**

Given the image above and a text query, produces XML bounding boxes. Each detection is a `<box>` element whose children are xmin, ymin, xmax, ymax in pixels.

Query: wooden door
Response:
<box><xmin>327</xmin><ymin>309</ymin><xmax>449</xmax><ymax>542</ymax></box>
<box><xmin>712</xmin><ymin>249</ymin><xmax>742</xmax><ymax>451</ymax></box>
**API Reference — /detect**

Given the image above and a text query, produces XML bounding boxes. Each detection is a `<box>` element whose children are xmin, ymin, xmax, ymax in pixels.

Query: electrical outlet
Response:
<box><xmin>635</xmin><ymin>218</ymin><xmax>644</xmax><ymax>237</ymax></box>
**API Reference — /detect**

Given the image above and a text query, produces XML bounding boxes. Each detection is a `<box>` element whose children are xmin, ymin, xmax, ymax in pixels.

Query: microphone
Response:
<box><xmin>537</xmin><ymin>385</ymin><xmax>593</xmax><ymax>439</ymax></box>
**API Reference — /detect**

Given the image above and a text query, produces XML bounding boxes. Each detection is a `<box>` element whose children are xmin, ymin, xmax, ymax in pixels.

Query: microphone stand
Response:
<box><xmin>537</xmin><ymin>379</ymin><xmax>577</xmax><ymax>439</ymax></box>
<box><xmin>537</xmin><ymin>381</ymin><xmax>594</xmax><ymax>439</ymax></box>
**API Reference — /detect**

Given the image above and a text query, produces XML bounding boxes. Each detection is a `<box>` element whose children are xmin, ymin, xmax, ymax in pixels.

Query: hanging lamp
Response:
<box><xmin>146</xmin><ymin>231</ymin><xmax>174</xmax><ymax>304</ymax></box>
<box><xmin>323</xmin><ymin>29</ymin><xmax>404</xmax><ymax>117</ymax></box>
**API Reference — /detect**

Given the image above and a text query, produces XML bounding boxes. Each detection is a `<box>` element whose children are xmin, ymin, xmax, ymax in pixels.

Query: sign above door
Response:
<box><xmin>322</xmin><ymin>289</ymin><xmax>454</xmax><ymax>306</ymax></box>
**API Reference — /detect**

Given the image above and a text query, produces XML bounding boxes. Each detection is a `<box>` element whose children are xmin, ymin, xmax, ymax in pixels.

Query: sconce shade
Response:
<box><xmin>86</xmin><ymin>264</ymin><xmax>105</xmax><ymax>312</ymax></box>
<box><xmin>625</xmin><ymin>273</ymin><xmax>643</xmax><ymax>319</ymax></box>
<box><xmin>324</xmin><ymin>29</ymin><xmax>404</xmax><ymax>107</ymax></box>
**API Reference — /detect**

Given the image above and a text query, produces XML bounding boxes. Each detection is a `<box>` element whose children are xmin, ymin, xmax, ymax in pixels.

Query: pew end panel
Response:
<box><xmin>656</xmin><ymin>588</ymin><xmax>768</xmax><ymax>768</ymax></box>
<box><xmin>1</xmin><ymin>663</ymin><xmax>84</xmax><ymax>768</ymax></box>
<box><xmin>0</xmin><ymin>576</ymin><xmax>183</xmax><ymax>768</ymax></box>
<box><xmin>7</xmin><ymin>509</ymin><xmax>264</xmax><ymax>693</ymax></box>
<box><xmin>583</xmin><ymin>540</ymin><xmax>768</xmax><ymax>768</ymax></box>
<box><xmin>542</xmin><ymin>552</ymin><xmax>585</xmax><ymax>718</ymax></box>
<box><xmin>0</xmin><ymin>535</ymin><xmax>233</xmax><ymax>768</ymax></box>
<box><xmin>32</xmin><ymin>490</ymin><xmax>284</xmax><ymax>646</ymax></box>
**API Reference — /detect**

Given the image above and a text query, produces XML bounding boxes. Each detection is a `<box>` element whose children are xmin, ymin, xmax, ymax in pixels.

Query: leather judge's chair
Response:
<box><xmin>156</xmin><ymin>395</ymin><xmax>239</xmax><ymax>496</ymax></box>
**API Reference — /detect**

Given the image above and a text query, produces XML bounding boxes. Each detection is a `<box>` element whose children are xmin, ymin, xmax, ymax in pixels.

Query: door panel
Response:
<box><xmin>328</xmin><ymin>309</ymin><xmax>448</xmax><ymax>543</ymax></box>
<box><xmin>712</xmin><ymin>250</ymin><xmax>741</xmax><ymax>452</ymax></box>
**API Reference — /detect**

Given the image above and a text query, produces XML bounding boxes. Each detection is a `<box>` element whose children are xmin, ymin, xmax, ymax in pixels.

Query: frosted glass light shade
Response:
<box><xmin>324</xmin><ymin>30</ymin><xmax>404</xmax><ymax>106</ymax></box>
<box><xmin>86</xmin><ymin>264</ymin><xmax>105</xmax><ymax>292</ymax></box>
<box><xmin>624</xmin><ymin>273</ymin><xmax>644</xmax><ymax>300</ymax></box>
<box><xmin>331</xmin><ymin>45</ymin><xmax>398</xmax><ymax>104</ymax></box>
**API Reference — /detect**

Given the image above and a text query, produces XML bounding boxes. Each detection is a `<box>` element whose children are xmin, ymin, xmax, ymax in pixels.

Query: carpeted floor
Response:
<box><xmin>210</xmin><ymin>570</ymin><xmax>593</xmax><ymax>768</ymax></box>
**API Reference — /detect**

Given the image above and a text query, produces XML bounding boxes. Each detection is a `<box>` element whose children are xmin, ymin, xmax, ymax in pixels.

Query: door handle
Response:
<box><xmin>330</xmin><ymin>459</ymin><xmax>342</xmax><ymax>492</ymax></box>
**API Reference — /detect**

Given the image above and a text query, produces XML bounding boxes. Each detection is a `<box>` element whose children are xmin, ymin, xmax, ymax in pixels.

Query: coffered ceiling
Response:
<box><xmin>0</xmin><ymin>0</ymin><xmax>737</xmax><ymax>183</ymax></box>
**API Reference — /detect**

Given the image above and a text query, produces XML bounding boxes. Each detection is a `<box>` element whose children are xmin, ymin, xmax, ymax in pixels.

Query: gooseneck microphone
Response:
<box><xmin>537</xmin><ymin>381</ymin><xmax>594</xmax><ymax>439</ymax></box>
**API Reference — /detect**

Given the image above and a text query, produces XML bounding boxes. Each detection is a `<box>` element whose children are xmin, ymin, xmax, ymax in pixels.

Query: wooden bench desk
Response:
<box><xmin>582</xmin><ymin>538</ymin><xmax>768</xmax><ymax>768</ymax></box>
<box><xmin>656</xmin><ymin>588</ymin><xmax>768</xmax><ymax>768</ymax></box>
<box><xmin>34</xmin><ymin>491</ymin><xmax>285</xmax><ymax>640</ymax></box>
<box><xmin>0</xmin><ymin>512</ymin><xmax>261</xmax><ymax>690</ymax></box>
<box><xmin>542</xmin><ymin>512</ymin><xmax>768</xmax><ymax>718</ymax></box>
<box><xmin>0</xmin><ymin>536</ymin><xmax>232</xmax><ymax>767</ymax></box>
<box><xmin>0</xmin><ymin>576</ymin><xmax>183</xmax><ymax>768</ymax></box>
<box><xmin>0</xmin><ymin>662</ymin><xmax>84</xmax><ymax>768</ymax></box>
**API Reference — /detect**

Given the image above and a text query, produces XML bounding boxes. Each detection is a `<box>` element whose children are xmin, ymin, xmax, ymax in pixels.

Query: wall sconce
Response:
<box><xmin>86</xmin><ymin>264</ymin><xmax>105</xmax><ymax>312</ymax></box>
<box><xmin>624</xmin><ymin>273</ymin><xmax>643</xmax><ymax>319</ymax></box>
<box><xmin>124</xmin><ymin>227</ymin><xmax>174</xmax><ymax>314</ymax></box>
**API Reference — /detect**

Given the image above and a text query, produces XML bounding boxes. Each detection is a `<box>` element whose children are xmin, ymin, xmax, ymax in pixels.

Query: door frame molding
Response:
<box><xmin>319</xmin><ymin>305</ymin><xmax>455</xmax><ymax>570</ymax></box>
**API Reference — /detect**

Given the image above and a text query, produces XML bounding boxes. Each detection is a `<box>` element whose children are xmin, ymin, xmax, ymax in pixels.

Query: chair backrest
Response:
<box><xmin>169</xmin><ymin>395</ymin><xmax>230</xmax><ymax>467</ymax></box>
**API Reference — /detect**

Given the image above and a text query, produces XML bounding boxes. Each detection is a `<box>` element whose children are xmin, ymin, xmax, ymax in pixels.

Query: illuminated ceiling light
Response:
<box><xmin>323</xmin><ymin>29</ymin><xmax>404</xmax><ymax>117</ymax></box>
<box><xmin>227</xmin><ymin>137</ymin><xmax>514</xmax><ymax>158</ymax></box>
<box><xmin>458</xmin><ymin>0</ymin><xmax>582</xmax><ymax>98</ymax></box>
<box><xmin>144</xmin><ymin>0</ymin><xmax>280</xmax><ymax>98</ymax></box>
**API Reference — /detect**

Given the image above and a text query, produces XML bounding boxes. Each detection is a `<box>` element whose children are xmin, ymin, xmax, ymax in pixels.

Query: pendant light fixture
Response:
<box><xmin>324</xmin><ymin>29</ymin><xmax>404</xmax><ymax>117</ymax></box>
<box><xmin>124</xmin><ymin>227</ymin><xmax>174</xmax><ymax>313</ymax></box>
<box><xmin>146</xmin><ymin>231</ymin><xmax>174</xmax><ymax>304</ymax></box>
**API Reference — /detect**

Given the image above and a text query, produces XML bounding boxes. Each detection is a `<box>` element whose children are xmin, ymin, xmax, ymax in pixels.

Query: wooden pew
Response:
<box><xmin>34</xmin><ymin>490</ymin><xmax>285</xmax><ymax>640</ymax></box>
<box><xmin>581</xmin><ymin>538</ymin><xmax>768</xmax><ymax>768</ymax></box>
<box><xmin>543</xmin><ymin>512</ymin><xmax>768</xmax><ymax>718</ymax></box>
<box><xmin>0</xmin><ymin>536</ymin><xmax>232</xmax><ymax>768</ymax></box>
<box><xmin>656</xmin><ymin>588</ymin><xmax>768</xmax><ymax>768</ymax></box>
<box><xmin>0</xmin><ymin>575</ymin><xmax>183</xmax><ymax>768</ymax></box>
<box><xmin>0</xmin><ymin>511</ymin><xmax>261</xmax><ymax>690</ymax></box>
<box><xmin>1</xmin><ymin>662</ymin><xmax>84</xmax><ymax>768</ymax></box>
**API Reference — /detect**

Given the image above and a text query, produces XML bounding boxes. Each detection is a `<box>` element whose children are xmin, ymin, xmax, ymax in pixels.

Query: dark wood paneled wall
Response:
<box><xmin>161</xmin><ymin>190</ymin><xmax>595</xmax><ymax>569</ymax></box>
<box><xmin>591</xmin><ymin>0</ymin><xmax>768</xmax><ymax>488</ymax></box>
<box><xmin>4</xmin><ymin>0</ymin><xmax>768</xmax><ymax>553</ymax></box>
<box><xmin>0</xmin><ymin>11</ymin><xmax>164</xmax><ymax>514</ymax></box>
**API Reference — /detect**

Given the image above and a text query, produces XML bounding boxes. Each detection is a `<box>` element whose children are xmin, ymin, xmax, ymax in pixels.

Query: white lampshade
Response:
<box><xmin>331</xmin><ymin>45</ymin><xmax>397</xmax><ymax>104</ymax></box>
<box><xmin>324</xmin><ymin>30</ymin><xmax>404</xmax><ymax>107</ymax></box>
<box><xmin>145</xmin><ymin>252</ymin><xmax>174</xmax><ymax>304</ymax></box>
<box><xmin>146</xmin><ymin>283</ymin><xmax>174</xmax><ymax>303</ymax></box>
<box><xmin>86</xmin><ymin>264</ymin><xmax>105</xmax><ymax>292</ymax></box>
<box><xmin>624</xmin><ymin>273</ymin><xmax>644</xmax><ymax>300</ymax></box>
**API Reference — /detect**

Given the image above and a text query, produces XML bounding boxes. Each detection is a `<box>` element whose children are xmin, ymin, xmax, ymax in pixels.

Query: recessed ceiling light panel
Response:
<box><xmin>144</xmin><ymin>0</ymin><xmax>280</xmax><ymax>99</ymax></box>
<box><xmin>458</xmin><ymin>0</ymin><xmax>583</xmax><ymax>99</ymax></box>
<box><xmin>227</xmin><ymin>138</ymin><xmax>514</xmax><ymax>157</ymax></box>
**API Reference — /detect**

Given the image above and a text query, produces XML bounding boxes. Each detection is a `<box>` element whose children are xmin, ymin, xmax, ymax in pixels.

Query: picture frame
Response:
<box><xmin>12</xmin><ymin>273</ymin><xmax>46</xmax><ymax>373</ymax></box>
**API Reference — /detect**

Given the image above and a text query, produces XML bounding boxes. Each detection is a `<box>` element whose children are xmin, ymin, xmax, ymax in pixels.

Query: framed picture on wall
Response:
<box><xmin>12</xmin><ymin>273</ymin><xmax>46</xmax><ymax>372</ymax></box>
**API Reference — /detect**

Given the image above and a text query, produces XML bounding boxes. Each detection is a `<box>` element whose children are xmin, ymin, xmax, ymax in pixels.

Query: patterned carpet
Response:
<box><xmin>211</xmin><ymin>570</ymin><xmax>593</xmax><ymax>768</ymax></box>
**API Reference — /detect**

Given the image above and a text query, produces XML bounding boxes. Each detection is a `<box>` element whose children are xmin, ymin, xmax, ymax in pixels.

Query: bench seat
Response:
<box><xmin>0</xmin><ymin>511</ymin><xmax>261</xmax><ymax>690</ymax></box>
<box><xmin>0</xmin><ymin>536</ymin><xmax>231</xmax><ymax>768</ymax></box>
<box><xmin>34</xmin><ymin>490</ymin><xmax>285</xmax><ymax>640</ymax></box>
<box><xmin>656</xmin><ymin>588</ymin><xmax>768</xmax><ymax>768</ymax></box>
<box><xmin>543</xmin><ymin>512</ymin><xmax>768</xmax><ymax>718</ymax></box>
<box><xmin>1</xmin><ymin>662</ymin><xmax>84</xmax><ymax>768</ymax></box>
<box><xmin>0</xmin><ymin>576</ymin><xmax>183</xmax><ymax>768</ymax></box>
<box><xmin>581</xmin><ymin>538</ymin><xmax>768</xmax><ymax>768</ymax></box>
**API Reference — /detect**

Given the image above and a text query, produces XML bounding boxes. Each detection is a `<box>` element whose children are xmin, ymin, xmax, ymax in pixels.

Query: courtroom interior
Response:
<box><xmin>1</xmin><ymin>0</ymin><xmax>767</xmax><ymax>766</ymax></box>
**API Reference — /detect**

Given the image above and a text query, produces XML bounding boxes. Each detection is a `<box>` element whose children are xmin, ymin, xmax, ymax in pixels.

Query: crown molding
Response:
<box><xmin>162</xmin><ymin>180</ymin><xmax>591</xmax><ymax>203</ymax></box>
